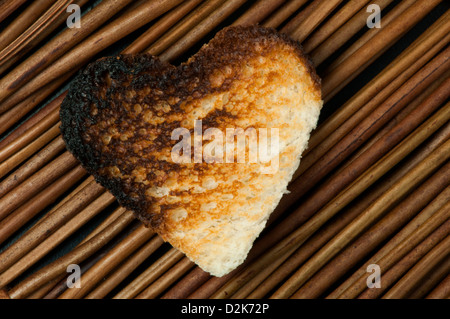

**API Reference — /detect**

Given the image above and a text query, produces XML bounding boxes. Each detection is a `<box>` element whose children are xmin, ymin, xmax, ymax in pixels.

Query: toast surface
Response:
<box><xmin>60</xmin><ymin>25</ymin><xmax>322</xmax><ymax>276</ymax></box>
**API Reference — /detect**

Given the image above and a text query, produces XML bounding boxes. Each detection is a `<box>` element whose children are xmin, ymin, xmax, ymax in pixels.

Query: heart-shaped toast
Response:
<box><xmin>60</xmin><ymin>25</ymin><xmax>322</xmax><ymax>276</ymax></box>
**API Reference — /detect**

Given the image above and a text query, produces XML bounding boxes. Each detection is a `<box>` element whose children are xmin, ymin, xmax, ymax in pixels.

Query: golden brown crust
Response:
<box><xmin>60</xmin><ymin>25</ymin><xmax>322</xmax><ymax>259</ymax></box>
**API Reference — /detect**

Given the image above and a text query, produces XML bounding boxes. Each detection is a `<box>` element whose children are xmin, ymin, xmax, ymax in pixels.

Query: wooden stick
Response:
<box><xmin>0</xmin><ymin>0</ymin><xmax>203</xmax><ymax>137</ymax></box>
<box><xmin>0</xmin><ymin>123</ymin><xmax>60</xmax><ymax>179</ymax></box>
<box><xmin>321</xmin><ymin>0</ymin><xmax>443</xmax><ymax>100</ymax></box>
<box><xmin>7</xmin><ymin>210</ymin><xmax>135</xmax><ymax>299</ymax></box>
<box><xmin>280</xmin><ymin>0</ymin><xmax>322</xmax><ymax>35</ymax></box>
<box><xmin>0</xmin><ymin>151</ymin><xmax>79</xmax><ymax>221</ymax></box>
<box><xmin>244</xmin><ymin>131</ymin><xmax>450</xmax><ymax>299</ymax></box>
<box><xmin>0</xmin><ymin>289</ymin><xmax>9</xmax><ymax>299</ymax></box>
<box><xmin>355</xmin><ymin>206</ymin><xmax>450</xmax><ymax>299</ymax></box>
<box><xmin>291</xmin><ymin>163</ymin><xmax>450</xmax><ymax>298</ymax></box>
<box><xmin>232</xmin><ymin>88</ymin><xmax>450</xmax><ymax>298</ymax></box>
<box><xmin>366</xmin><ymin>228</ymin><xmax>450</xmax><ymax>299</ymax></box>
<box><xmin>32</xmin><ymin>176</ymin><xmax>95</xmax><ymax>228</ymax></box>
<box><xmin>136</xmin><ymin>257</ymin><xmax>195</xmax><ymax>299</ymax></box>
<box><xmin>382</xmin><ymin>234</ymin><xmax>450</xmax><ymax>299</ymax></box>
<box><xmin>26</xmin><ymin>206</ymin><xmax>127</xmax><ymax>299</ymax></box>
<box><xmin>278</xmin><ymin>125</ymin><xmax>450</xmax><ymax>296</ymax></box>
<box><xmin>0</xmin><ymin>0</ymin><xmax>224</xmax><ymax>149</ymax></box>
<box><xmin>146</xmin><ymin>0</ymin><xmax>225</xmax><ymax>56</ymax></box>
<box><xmin>0</xmin><ymin>1</ymin><xmax>93</xmax><ymax>75</ymax></box>
<box><xmin>3</xmin><ymin>177</ymin><xmax>102</xmax><ymax>297</ymax></box>
<box><xmin>289</xmin><ymin>0</ymin><xmax>344</xmax><ymax>43</ymax></box>
<box><xmin>406</xmin><ymin>255</ymin><xmax>450</xmax><ymax>299</ymax></box>
<box><xmin>301</xmin><ymin>29</ymin><xmax>450</xmax><ymax>179</ymax></box>
<box><xmin>36</xmin><ymin>206</ymin><xmax>130</xmax><ymax>299</ymax></box>
<box><xmin>0</xmin><ymin>0</ymin><xmax>55</xmax><ymax>52</ymax></box>
<box><xmin>324</xmin><ymin>0</ymin><xmax>416</xmax><ymax>72</ymax></box>
<box><xmin>0</xmin><ymin>0</ymin><xmax>225</xmax><ymax>156</ymax></box>
<box><xmin>0</xmin><ymin>136</ymin><xmax>65</xmax><ymax>198</ymax></box>
<box><xmin>0</xmin><ymin>192</ymin><xmax>116</xmax><ymax>287</ymax></box>
<box><xmin>0</xmin><ymin>165</ymin><xmax>86</xmax><ymax>245</ymax></box>
<box><xmin>123</xmin><ymin>0</ymin><xmax>204</xmax><ymax>54</ymax></box>
<box><xmin>263</xmin><ymin>0</ymin><xmax>309</xmax><ymax>29</ymax></box>
<box><xmin>336</xmin><ymin>70</ymin><xmax>449</xmax><ymax>171</ymax></box>
<box><xmin>85</xmin><ymin>236</ymin><xmax>165</xmax><ymax>299</ymax></box>
<box><xmin>247</xmin><ymin>112</ymin><xmax>450</xmax><ymax>299</ymax></box>
<box><xmin>285</xmin><ymin>49</ymin><xmax>449</xmax><ymax>223</ymax></box>
<box><xmin>232</xmin><ymin>0</ymin><xmax>285</xmax><ymax>26</ymax></box>
<box><xmin>81</xmin><ymin>207</ymin><xmax>128</xmax><ymax>244</ymax></box>
<box><xmin>255</xmin><ymin>54</ymin><xmax>450</xmax><ymax>270</ymax></box>
<box><xmin>159</xmin><ymin>0</ymin><xmax>247</xmax><ymax>62</ymax></box>
<box><xmin>26</xmin><ymin>278</ymin><xmax>64</xmax><ymax>299</ymax></box>
<box><xmin>0</xmin><ymin>108</ymin><xmax>59</xmax><ymax>162</ymax></box>
<box><xmin>0</xmin><ymin>76</ymin><xmax>69</xmax><ymax>136</ymax></box>
<box><xmin>41</xmin><ymin>248</ymin><xmax>115</xmax><ymax>299</ymax></box>
<box><xmin>426</xmin><ymin>274</ymin><xmax>450</xmax><ymax>299</ymax></box>
<box><xmin>310</xmin><ymin>0</ymin><xmax>393</xmax><ymax>66</ymax></box>
<box><xmin>0</xmin><ymin>92</ymin><xmax>65</xmax><ymax>148</ymax></box>
<box><xmin>0</xmin><ymin>0</ymin><xmax>183</xmax><ymax>110</ymax></box>
<box><xmin>0</xmin><ymin>0</ymin><xmax>135</xmax><ymax>107</ymax></box>
<box><xmin>298</xmin><ymin>71</ymin><xmax>450</xmax><ymax>208</ymax></box>
<box><xmin>277</xmin><ymin>140</ymin><xmax>450</xmax><ymax>299</ymax></box>
<box><xmin>212</xmin><ymin>129</ymin><xmax>450</xmax><ymax>299</ymax></box>
<box><xmin>310</xmin><ymin>12</ymin><xmax>450</xmax><ymax>152</ymax></box>
<box><xmin>329</xmin><ymin>181</ymin><xmax>450</xmax><ymax>297</ymax></box>
<box><xmin>0</xmin><ymin>0</ymin><xmax>27</xmax><ymax>24</ymax></box>
<box><xmin>165</xmin><ymin>263</ymin><xmax>211</xmax><ymax>299</ymax></box>
<box><xmin>115</xmin><ymin>248</ymin><xmax>184</xmax><ymax>299</ymax></box>
<box><xmin>302</xmin><ymin>0</ymin><xmax>371</xmax><ymax>53</ymax></box>
<box><xmin>58</xmin><ymin>225</ymin><xmax>154</xmax><ymax>299</ymax></box>
<box><xmin>312</xmin><ymin>15</ymin><xmax>450</xmax><ymax>164</ymax></box>
<box><xmin>0</xmin><ymin>0</ymin><xmax>208</xmax><ymax>143</ymax></box>
<box><xmin>0</xmin><ymin>178</ymin><xmax>104</xmax><ymax>275</ymax></box>
<box><xmin>231</xmin><ymin>264</ymin><xmax>282</xmax><ymax>299</ymax></box>
<box><xmin>316</xmin><ymin>74</ymin><xmax>450</xmax><ymax>187</ymax></box>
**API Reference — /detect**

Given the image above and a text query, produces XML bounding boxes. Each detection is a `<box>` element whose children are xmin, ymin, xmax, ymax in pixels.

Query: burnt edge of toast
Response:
<box><xmin>60</xmin><ymin>54</ymin><xmax>170</xmax><ymax>222</ymax></box>
<box><xmin>59</xmin><ymin>25</ymin><xmax>321</xmax><ymax>227</ymax></box>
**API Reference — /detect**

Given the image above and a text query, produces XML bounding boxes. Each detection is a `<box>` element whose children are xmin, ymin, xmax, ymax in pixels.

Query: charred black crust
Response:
<box><xmin>59</xmin><ymin>25</ymin><xmax>322</xmax><ymax>227</ymax></box>
<box><xmin>60</xmin><ymin>54</ymin><xmax>172</xmax><ymax>219</ymax></box>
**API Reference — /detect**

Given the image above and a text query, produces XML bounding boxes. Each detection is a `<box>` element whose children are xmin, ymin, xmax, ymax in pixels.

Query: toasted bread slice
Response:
<box><xmin>60</xmin><ymin>25</ymin><xmax>322</xmax><ymax>276</ymax></box>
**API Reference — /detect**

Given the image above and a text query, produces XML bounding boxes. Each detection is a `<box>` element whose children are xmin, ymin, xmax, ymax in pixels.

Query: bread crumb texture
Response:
<box><xmin>60</xmin><ymin>25</ymin><xmax>322</xmax><ymax>276</ymax></box>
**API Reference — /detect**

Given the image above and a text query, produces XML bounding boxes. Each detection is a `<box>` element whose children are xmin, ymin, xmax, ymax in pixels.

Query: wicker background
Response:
<box><xmin>0</xmin><ymin>0</ymin><xmax>449</xmax><ymax>299</ymax></box>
